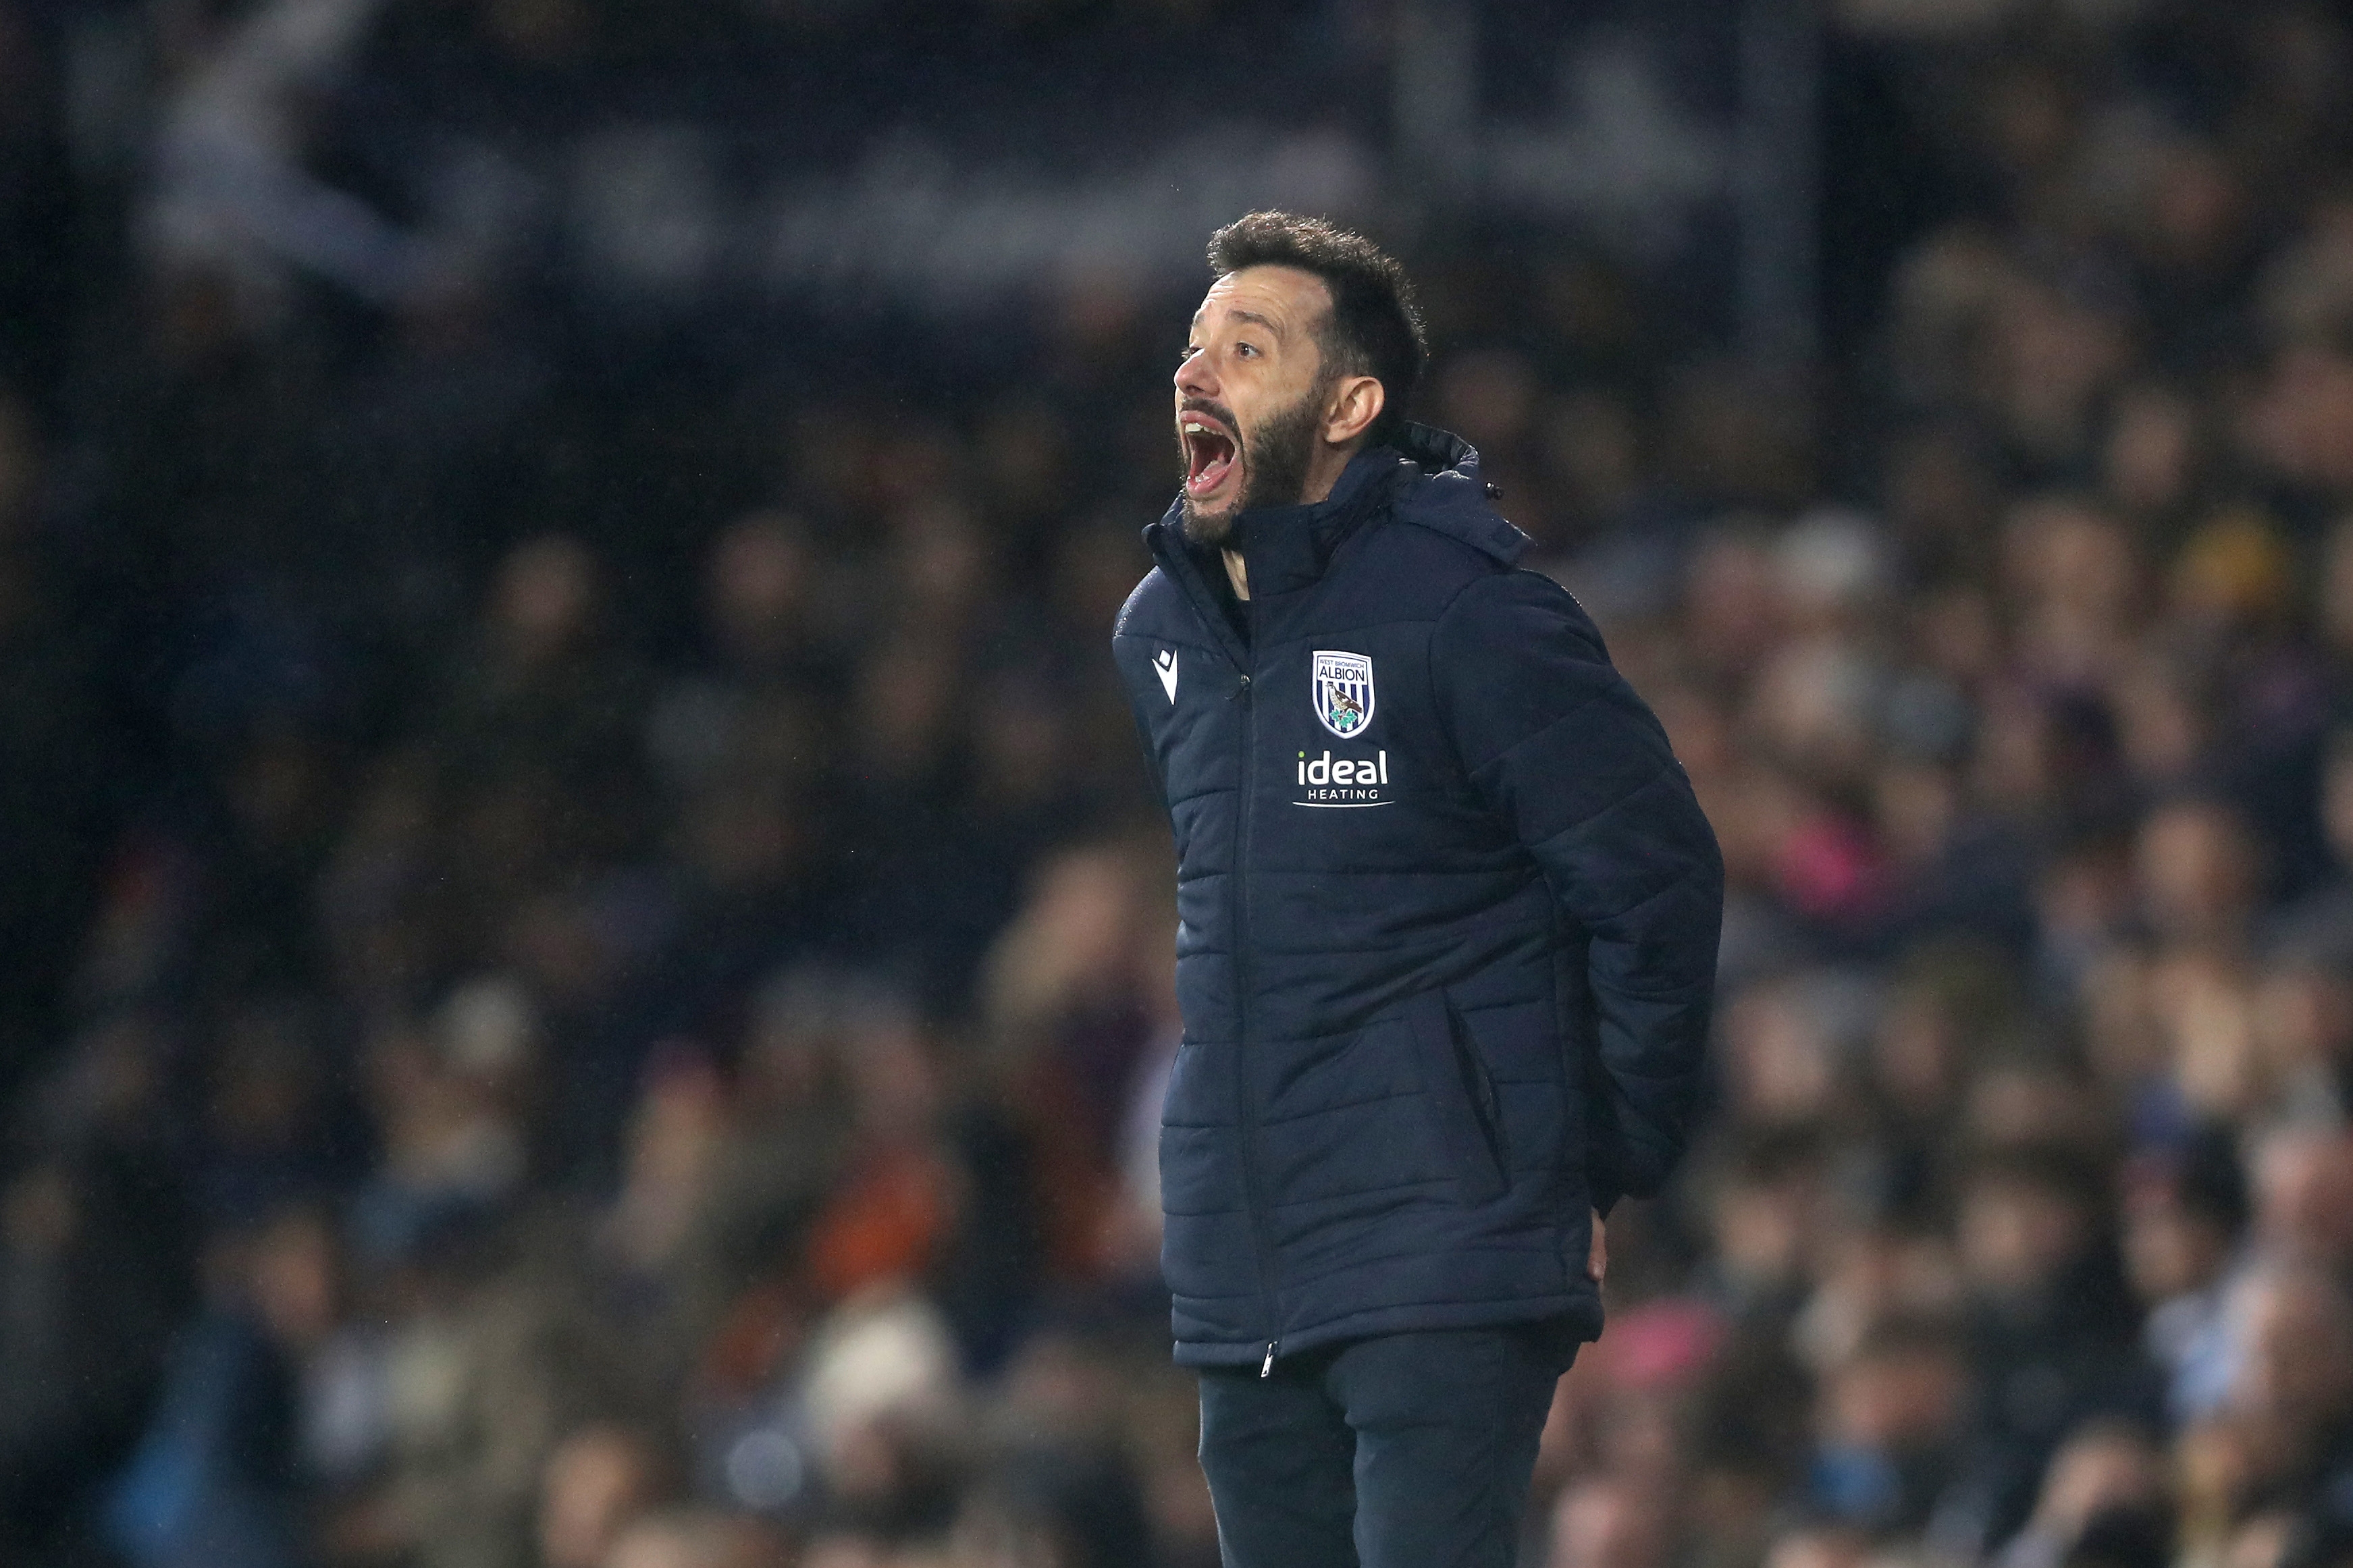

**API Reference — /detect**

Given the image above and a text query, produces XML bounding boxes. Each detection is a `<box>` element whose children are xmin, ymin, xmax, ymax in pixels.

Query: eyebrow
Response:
<box><xmin>1188</xmin><ymin>306</ymin><xmax>1289</xmax><ymax>340</ymax></box>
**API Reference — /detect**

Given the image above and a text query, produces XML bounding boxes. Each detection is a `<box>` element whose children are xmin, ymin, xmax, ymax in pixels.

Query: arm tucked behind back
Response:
<box><xmin>1431</xmin><ymin>568</ymin><xmax>1724</xmax><ymax>1216</ymax></box>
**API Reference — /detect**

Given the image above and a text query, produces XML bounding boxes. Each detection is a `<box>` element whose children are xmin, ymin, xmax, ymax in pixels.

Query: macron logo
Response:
<box><xmin>1155</xmin><ymin>648</ymin><xmax>1179</xmax><ymax>703</ymax></box>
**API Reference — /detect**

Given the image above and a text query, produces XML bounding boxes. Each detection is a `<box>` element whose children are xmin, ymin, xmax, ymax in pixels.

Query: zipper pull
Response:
<box><xmin>1232</xmin><ymin>673</ymin><xmax>1252</xmax><ymax>703</ymax></box>
<box><xmin>1261</xmin><ymin>1341</ymin><xmax>1277</xmax><ymax>1377</ymax></box>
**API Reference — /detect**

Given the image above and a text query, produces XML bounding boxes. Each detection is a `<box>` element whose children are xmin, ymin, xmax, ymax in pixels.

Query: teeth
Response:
<box><xmin>1184</xmin><ymin>423</ymin><xmax>1208</xmax><ymax>434</ymax></box>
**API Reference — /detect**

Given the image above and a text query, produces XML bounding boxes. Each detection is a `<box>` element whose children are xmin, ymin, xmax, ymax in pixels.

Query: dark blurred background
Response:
<box><xmin>9</xmin><ymin>1</ymin><xmax>2353</xmax><ymax>1565</ymax></box>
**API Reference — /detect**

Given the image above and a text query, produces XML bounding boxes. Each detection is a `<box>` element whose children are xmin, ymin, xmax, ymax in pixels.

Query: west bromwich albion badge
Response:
<box><xmin>1312</xmin><ymin>651</ymin><xmax>1375</xmax><ymax>738</ymax></box>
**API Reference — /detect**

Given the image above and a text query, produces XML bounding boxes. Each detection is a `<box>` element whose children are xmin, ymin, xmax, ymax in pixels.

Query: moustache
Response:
<box><xmin>1180</xmin><ymin>398</ymin><xmax>1241</xmax><ymax>437</ymax></box>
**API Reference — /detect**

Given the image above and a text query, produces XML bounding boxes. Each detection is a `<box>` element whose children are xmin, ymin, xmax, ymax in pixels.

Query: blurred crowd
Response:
<box><xmin>13</xmin><ymin>1</ymin><xmax>2353</xmax><ymax>1567</ymax></box>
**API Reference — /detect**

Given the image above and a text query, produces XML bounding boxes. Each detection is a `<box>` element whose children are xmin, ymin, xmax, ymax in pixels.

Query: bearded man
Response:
<box><xmin>1111</xmin><ymin>212</ymin><xmax>1724</xmax><ymax>1567</ymax></box>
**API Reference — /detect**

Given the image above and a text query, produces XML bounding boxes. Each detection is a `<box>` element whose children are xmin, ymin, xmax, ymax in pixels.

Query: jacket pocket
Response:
<box><xmin>1404</xmin><ymin>991</ymin><xmax>1510</xmax><ymax>1205</ymax></box>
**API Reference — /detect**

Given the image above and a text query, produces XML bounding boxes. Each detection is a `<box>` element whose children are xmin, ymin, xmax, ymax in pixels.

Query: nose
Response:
<box><xmin>1175</xmin><ymin>346</ymin><xmax>1217</xmax><ymax>400</ymax></box>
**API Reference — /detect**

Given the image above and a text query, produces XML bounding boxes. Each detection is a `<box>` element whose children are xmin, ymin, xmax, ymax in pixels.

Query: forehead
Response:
<box><xmin>1193</xmin><ymin>265</ymin><xmax>1333</xmax><ymax>337</ymax></box>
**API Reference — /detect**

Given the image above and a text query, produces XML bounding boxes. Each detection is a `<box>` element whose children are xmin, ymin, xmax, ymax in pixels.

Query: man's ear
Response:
<box><xmin>1323</xmin><ymin>375</ymin><xmax>1385</xmax><ymax>447</ymax></box>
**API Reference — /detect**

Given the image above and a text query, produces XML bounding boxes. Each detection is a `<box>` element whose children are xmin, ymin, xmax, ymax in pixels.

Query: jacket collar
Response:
<box><xmin>1223</xmin><ymin>443</ymin><xmax>1396</xmax><ymax>597</ymax></box>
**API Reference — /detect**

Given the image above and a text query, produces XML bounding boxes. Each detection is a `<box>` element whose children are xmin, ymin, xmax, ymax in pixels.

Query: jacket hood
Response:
<box><xmin>1384</xmin><ymin>422</ymin><xmax>1531</xmax><ymax>567</ymax></box>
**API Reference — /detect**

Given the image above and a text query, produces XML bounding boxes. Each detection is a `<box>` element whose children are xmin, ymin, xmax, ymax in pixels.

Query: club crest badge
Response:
<box><xmin>1311</xmin><ymin>650</ymin><xmax>1376</xmax><ymax>738</ymax></box>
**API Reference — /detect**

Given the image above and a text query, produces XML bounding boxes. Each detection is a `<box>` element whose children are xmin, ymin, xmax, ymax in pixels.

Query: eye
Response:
<box><xmin>1178</xmin><ymin>344</ymin><xmax>1199</xmax><ymax>364</ymax></box>
<box><xmin>1236</xmin><ymin>342</ymin><xmax>1260</xmax><ymax>359</ymax></box>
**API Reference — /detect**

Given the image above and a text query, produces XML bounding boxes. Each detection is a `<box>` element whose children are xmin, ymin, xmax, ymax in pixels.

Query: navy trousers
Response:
<box><xmin>1196</xmin><ymin>1320</ymin><xmax>1577</xmax><ymax>1568</ymax></box>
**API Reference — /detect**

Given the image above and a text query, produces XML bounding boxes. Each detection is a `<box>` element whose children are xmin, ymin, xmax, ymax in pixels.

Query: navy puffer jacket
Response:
<box><xmin>1113</xmin><ymin>424</ymin><xmax>1723</xmax><ymax>1370</ymax></box>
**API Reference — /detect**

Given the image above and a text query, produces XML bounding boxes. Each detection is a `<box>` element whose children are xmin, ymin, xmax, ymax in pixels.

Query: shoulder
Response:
<box><xmin>1113</xmin><ymin>566</ymin><xmax>1187</xmax><ymax>643</ymax></box>
<box><xmin>1437</xmin><ymin>566</ymin><xmax>1607</xmax><ymax>649</ymax></box>
<box><xmin>1421</xmin><ymin>562</ymin><xmax>1609</xmax><ymax>653</ymax></box>
<box><xmin>1427</xmin><ymin>566</ymin><xmax>1618</xmax><ymax>699</ymax></box>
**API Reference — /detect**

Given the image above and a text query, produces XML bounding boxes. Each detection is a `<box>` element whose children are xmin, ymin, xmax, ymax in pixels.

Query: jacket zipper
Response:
<box><xmin>1142</xmin><ymin>525</ymin><xmax>1281</xmax><ymax>1378</ymax></box>
<box><xmin>1232</xmin><ymin>662</ymin><xmax>1281</xmax><ymax>1378</ymax></box>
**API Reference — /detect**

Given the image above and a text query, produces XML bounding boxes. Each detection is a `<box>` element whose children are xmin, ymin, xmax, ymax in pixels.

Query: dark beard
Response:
<box><xmin>1180</xmin><ymin>383</ymin><xmax>1323</xmax><ymax>547</ymax></box>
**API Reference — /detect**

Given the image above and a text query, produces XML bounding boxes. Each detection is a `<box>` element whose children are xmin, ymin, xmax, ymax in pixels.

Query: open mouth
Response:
<box><xmin>1182</xmin><ymin>415</ymin><xmax>1238</xmax><ymax>498</ymax></box>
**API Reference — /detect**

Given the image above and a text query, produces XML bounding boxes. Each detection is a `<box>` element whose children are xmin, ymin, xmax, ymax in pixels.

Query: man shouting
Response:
<box><xmin>1112</xmin><ymin>212</ymin><xmax>1724</xmax><ymax>1567</ymax></box>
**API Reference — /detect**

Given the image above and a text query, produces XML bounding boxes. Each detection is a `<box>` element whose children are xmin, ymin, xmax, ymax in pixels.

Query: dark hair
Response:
<box><xmin>1206</xmin><ymin>211</ymin><xmax>1427</xmax><ymax>448</ymax></box>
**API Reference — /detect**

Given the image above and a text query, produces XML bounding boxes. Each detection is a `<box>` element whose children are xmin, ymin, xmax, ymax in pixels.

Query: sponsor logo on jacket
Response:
<box><xmin>1296</xmin><ymin>749</ymin><xmax>1391</xmax><ymax>807</ymax></box>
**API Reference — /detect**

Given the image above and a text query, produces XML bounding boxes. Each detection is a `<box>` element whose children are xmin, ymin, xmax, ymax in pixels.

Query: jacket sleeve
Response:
<box><xmin>1111</xmin><ymin>583</ymin><xmax>1173</xmax><ymax>809</ymax></box>
<box><xmin>1430</xmin><ymin>568</ymin><xmax>1723</xmax><ymax>1214</ymax></box>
